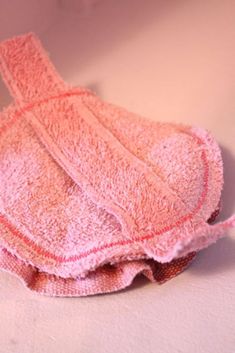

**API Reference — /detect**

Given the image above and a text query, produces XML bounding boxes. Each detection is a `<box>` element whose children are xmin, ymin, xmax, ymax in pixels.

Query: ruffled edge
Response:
<box><xmin>0</xmin><ymin>246</ymin><xmax>196</xmax><ymax>297</ymax></box>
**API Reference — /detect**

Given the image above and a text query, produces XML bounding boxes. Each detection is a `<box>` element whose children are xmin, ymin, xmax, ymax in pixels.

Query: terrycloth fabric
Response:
<box><xmin>0</xmin><ymin>33</ymin><xmax>234</xmax><ymax>297</ymax></box>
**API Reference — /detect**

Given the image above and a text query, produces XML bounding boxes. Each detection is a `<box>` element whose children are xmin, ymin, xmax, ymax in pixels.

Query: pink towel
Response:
<box><xmin>0</xmin><ymin>33</ymin><xmax>234</xmax><ymax>297</ymax></box>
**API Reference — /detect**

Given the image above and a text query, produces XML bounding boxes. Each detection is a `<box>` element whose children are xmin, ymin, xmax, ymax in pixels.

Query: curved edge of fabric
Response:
<box><xmin>141</xmin><ymin>126</ymin><xmax>235</xmax><ymax>262</ymax></box>
<box><xmin>0</xmin><ymin>199</ymin><xmax>221</xmax><ymax>297</ymax></box>
<box><xmin>0</xmin><ymin>247</ymin><xmax>196</xmax><ymax>297</ymax></box>
<box><xmin>142</xmin><ymin>213</ymin><xmax>235</xmax><ymax>264</ymax></box>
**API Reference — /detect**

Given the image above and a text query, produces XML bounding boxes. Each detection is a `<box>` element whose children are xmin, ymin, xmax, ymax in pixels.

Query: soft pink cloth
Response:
<box><xmin>0</xmin><ymin>33</ymin><xmax>234</xmax><ymax>297</ymax></box>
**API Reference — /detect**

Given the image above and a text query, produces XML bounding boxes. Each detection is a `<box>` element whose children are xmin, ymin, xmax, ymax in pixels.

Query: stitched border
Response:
<box><xmin>0</xmin><ymin>91</ymin><xmax>209</xmax><ymax>263</ymax></box>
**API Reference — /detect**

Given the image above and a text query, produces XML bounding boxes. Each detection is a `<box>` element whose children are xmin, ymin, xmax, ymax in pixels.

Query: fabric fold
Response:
<box><xmin>0</xmin><ymin>32</ymin><xmax>234</xmax><ymax>297</ymax></box>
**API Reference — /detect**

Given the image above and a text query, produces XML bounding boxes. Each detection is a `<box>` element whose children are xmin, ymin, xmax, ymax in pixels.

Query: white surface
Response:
<box><xmin>0</xmin><ymin>1</ymin><xmax>235</xmax><ymax>352</ymax></box>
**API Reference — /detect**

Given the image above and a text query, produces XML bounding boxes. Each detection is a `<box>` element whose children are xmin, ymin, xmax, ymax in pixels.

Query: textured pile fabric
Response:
<box><xmin>0</xmin><ymin>33</ymin><xmax>234</xmax><ymax>297</ymax></box>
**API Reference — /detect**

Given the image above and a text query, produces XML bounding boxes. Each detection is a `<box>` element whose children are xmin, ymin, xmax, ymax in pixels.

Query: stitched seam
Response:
<box><xmin>81</xmin><ymin>97</ymin><xmax>202</xmax><ymax>212</ymax></box>
<box><xmin>0</xmin><ymin>89</ymin><xmax>95</xmax><ymax>135</ymax></box>
<box><xmin>35</xmin><ymin>95</ymin><xmax>183</xmax><ymax>223</ymax></box>
<box><xmin>2</xmin><ymin>90</ymin><xmax>192</xmax><ymax>232</ymax></box>
<box><xmin>0</xmin><ymin>92</ymin><xmax>209</xmax><ymax>263</ymax></box>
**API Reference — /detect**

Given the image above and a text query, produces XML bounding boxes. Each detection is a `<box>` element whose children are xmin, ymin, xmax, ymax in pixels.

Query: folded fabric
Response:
<box><xmin>0</xmin><ymin>33</ymin><xmax>234</xmax><ymax>297</ymax></box>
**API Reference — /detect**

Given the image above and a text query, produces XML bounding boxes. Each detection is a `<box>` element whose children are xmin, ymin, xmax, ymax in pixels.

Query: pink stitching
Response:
<box><xmin>0</xmin><ymin>91</ymin><xmax>209</xmax><ymax>263</ymax></box>
<box><xmin>0</xmin><ymin>88</ymin><xmax>95</xmax><ymax>135</ymax></box>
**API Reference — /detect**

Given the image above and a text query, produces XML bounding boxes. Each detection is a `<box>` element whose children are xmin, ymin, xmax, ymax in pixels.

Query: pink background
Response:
<box><xmin>0</xmin><ymin>1</ymin><xmax>235</xmax><ymax>352</ymax></box>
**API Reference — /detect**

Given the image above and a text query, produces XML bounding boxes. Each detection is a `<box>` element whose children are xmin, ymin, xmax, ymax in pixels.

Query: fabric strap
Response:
<box><xmin>0</xmin><ymin>33</ymin><xmax>67</xmax><ymax>103</ymax></box>
<box><xmin>0</xmin><ymin>33</ymin><xmax>191</xmax><ymax>241</ymax></box>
